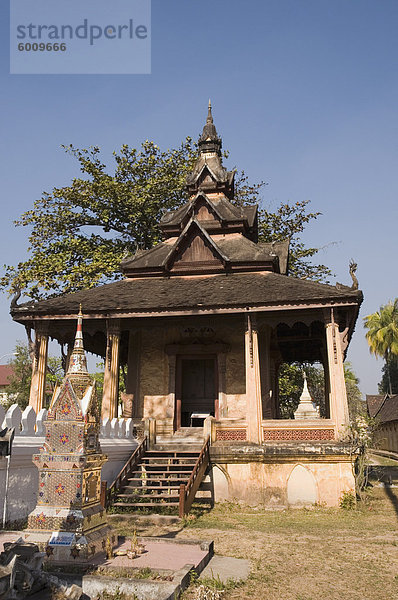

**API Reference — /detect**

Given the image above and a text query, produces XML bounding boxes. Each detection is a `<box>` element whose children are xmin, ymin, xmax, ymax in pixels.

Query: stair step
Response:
<box><xmin>127</xmin><ymin>478</ymin><xmax>189</xmax><ymax>484</ymax></box>
<box><xmin>117</xmin><ymin>494</ymin><xmax>180</xmax><ymax>500</ymax></box>
<box><xmin>136</xmin><ymin>461</ymin><xmax>195</xmax><ymax>466</ymax></box>
<box><xmin>113</xmin><ymin>502</ymin><xmax>179</xmax><ymax>508</ymax></box>
<box><xmin>141</xmin><ymin>455</ymin><xmax>197</xmax><ymax>460</ymax></box>
<box><xmin>134</xmin><ymin>463</ymin><xmax>195</xmax><ymax>471</ymax></box>
<box><xmin>154</xmin><ymin>446</ymin><xmax>202</xmax><ymax>449</ymax></box>
<box><xmin>133</xmin><ymin>465</ymin><xmax>192</xmax><ymax>477</ymax></box>
<box><xmin>122</xmin><ymin>485</ymin><xmax>181</xmax><ymax>491</ymax></box>
<box><xmin>110</xmin><ymin>442</ymin><xmax>208</xmax><ymax>516</ymax></box>
<box><xmin>145</xmin><ymin>451</ymin><xmax>200</xmax><ymax>456</ymax></box>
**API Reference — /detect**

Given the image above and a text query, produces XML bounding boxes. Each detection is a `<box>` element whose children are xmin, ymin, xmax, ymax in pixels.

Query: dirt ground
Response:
<box><xmin>111</xmin><ymin>485</ymin><xmax>398</xmax><ymax>600</ymax></box>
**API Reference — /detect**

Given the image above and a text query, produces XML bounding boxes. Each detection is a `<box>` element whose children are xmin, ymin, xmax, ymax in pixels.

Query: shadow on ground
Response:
<box><xmin>383</xmin><ymin>483</ymin><xmax>398</xmax><ymax>519</ymax></box>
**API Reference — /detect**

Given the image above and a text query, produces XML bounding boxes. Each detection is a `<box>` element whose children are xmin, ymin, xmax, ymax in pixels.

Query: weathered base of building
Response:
<box><xmin>208</xmin><ymin>442</ymin><xmax>355</xmax><ymax>507</ymax></box>
<box><xmin>19</xmin><ymin>523</ymin><xmax>116</xmax><ymax>563</ymax></box>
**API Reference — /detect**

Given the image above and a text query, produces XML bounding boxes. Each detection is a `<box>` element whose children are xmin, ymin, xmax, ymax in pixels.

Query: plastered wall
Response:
<box><xmin>210</xmin><ymin>460</ymin><xmax>354</xmax><ymax>507</ymax></box>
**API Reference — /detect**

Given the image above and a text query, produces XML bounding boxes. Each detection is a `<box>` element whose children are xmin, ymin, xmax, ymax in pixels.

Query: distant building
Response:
<box><xmin>366</xmin><ymin>393</ymin><xmax>398</xmax><ymax>453</ymax></box>
<box><xmin>0</xmin><ymin>365</ymin><xmax>14</xmax><ymax>406</ymax></box>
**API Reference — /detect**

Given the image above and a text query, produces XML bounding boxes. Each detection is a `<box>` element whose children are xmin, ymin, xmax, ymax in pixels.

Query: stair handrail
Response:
<box><xmin>105</xmin><ymin>436</ymin><xmax>148</xmax><ymax>508</ymax></box>
<box><xmin>179</xmin><ymin>435</ymin><xmax>210</xmax><ymax>518</ymax></box>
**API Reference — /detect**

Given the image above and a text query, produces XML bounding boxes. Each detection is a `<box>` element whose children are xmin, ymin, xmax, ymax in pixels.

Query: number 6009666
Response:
<box><xmin>18</xmin><ymin>43</ymin><xmax>67</xmax><ymax>51</ymax></box>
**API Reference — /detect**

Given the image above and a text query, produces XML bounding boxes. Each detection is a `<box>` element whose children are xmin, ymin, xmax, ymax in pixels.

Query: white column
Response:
<box><xmin>325</xmin><ymin>311</ymin><xmax>349</xmax><ymax>438</ymax></box>
<box><xmin>245</xmin><ymin>313</ymin><xmax>263</xmax><ymax>444</ymax></box>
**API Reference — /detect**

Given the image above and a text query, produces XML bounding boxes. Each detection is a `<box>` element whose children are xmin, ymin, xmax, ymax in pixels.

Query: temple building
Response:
<box><xmin>11</xmin><ymin>104</ymin><xmax>363</xmax><ymax>506</ymax></box>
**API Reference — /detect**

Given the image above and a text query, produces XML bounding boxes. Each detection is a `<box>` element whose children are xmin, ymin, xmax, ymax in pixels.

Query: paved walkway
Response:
<box><xmin>200</xmin><ymin>555</ymin><xmax>250</xmax><ymax>583</ymax></box>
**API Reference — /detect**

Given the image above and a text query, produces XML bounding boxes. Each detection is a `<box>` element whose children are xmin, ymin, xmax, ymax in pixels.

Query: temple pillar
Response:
<box><xmin>65</xmin><ymin>343</ymin><xmax>73</xmax><ymax>374</ymax></box>
<box><xmin>167</xmin><ymin>353</ymin><xmax>176</xmax><ymax>428</ymax></box>
<box><xmin>126</xmin><ymin>330</ymin><xmax>141</xmax><ymax>418</ymax></box>
<box><xmin>259</xmin><ymin>327</ymin><xmax>272</xmax><ymax>419</ymax></box>
<box><xmin>245</xmin><ymin>313</ymin><xmax>263</xmax><ymax>444</ymax></box>
<box><xmin>102</xmin><ymin>320</ymin><xmax>120</xmax><ymax>420</ymax></box>
<box><xmin>320</xmin><ymin>344</ymin><xmax>331</xmax><ymax>418</ymax></box>
<box><xmin>217</xmin><ymin>353</ymin><xmax>227</xmax><ymax>418</ymax></box>
<box><xmin>29</xmin><ymin>325</ymin><xmax>48</xmax><ymax>414</ymax></box>
<box><xmin>325</xmin><ymin>311</ymin><xmax>349</xmax><ymax>437</ymax></box>
<box><xmin>269</xmin><ymin>357</ymin><xmax>279</xmax><ymax>419</ymax></box>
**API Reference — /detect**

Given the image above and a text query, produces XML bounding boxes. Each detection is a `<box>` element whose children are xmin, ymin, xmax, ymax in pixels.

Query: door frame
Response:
<box><xmin>174</xmin><ymin>354</ymin><xmax>218</xmax><ymax>430</ymax></box>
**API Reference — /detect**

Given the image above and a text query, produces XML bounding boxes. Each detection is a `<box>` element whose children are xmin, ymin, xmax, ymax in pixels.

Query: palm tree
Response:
<box><xmin>364</xmin><ymin>299</ymin><xmax>398</xmax><ymax>395</ymax></box>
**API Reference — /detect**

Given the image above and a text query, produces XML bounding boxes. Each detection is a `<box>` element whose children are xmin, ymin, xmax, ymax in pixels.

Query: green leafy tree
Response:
<box><xmin>46</xmin><ymin>355</ymin><xmax>64</xmax><ymax>403</ymax></box>
<box><xmin>258</xmin><ymin>200</ymin><xmax>332</xmax><ymax>281</ymax></box>
<box><xmin>91</xmin><ymin>363</ymin><xmax>126</xmax><ymax>414</ymax></box>
<box><xmin>1</xmin><ymin>140</ymin><xmax>331</xmax><ymax>300</ymax></box>
<box><xmin>364</xmin><ymin>299</ymin><xmax>398</xmax><ymax>395</ymax></box>
<box><xmin>344</xmin><ymin>362</ymin><xmax>365</xmax><ymax>421</ymax></box>
<box><xmin>5</xmin><ymin>342</ymin><xmax>64</xmax><ymax>410</ymax></box>
<box><xmin>5</xmin><ymin>342</ymin><xmax>32</xmax><ymax>410</ymax></box>
<box><xmin>379</xmin><ymin>356</ymin><xmax>398</xmax><ymax>395</ymax></box>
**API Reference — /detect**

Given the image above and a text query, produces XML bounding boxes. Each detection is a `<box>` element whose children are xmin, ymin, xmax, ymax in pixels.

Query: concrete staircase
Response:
<box><xmin>155</xmin><ymin>427</ymin><xmax>205</xmax><ymax>449</ymax></box>
<box><xmin>110</xmin><ymin>430</ymin><xmax>212</xmax><ymax>514</ymax></box>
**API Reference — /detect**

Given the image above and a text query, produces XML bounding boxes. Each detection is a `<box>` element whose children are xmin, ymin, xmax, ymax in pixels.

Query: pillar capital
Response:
<box><xmin>106</xmin><ymin>319</ymin><xmax>121</xmax><ymax>336</ymax></box>
<box><xmin>35</xmin><ymin>321</ymin><xmax>49</xmax><ymax>336</ymax></box>
<box><xmin>245</xmin><ymin>311</ymin><xmax>259</xmax><ymax>332</ymax></box>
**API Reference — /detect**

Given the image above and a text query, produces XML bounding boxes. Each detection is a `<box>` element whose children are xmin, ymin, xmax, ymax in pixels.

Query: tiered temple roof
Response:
<box><xmin>11</xmin><ymin>103</ymin><xmax>362</xmax><ymax>340</ymax></box>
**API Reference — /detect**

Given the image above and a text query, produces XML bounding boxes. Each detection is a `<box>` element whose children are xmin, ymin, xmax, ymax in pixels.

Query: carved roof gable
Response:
<box><xmin>166</xmin><ymin>218</ymin><xmax>229</xmax><ymax>272</ymax></box>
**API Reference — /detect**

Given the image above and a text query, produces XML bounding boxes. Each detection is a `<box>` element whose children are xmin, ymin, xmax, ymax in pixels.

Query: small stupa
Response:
<box><xmin>294</xmin><ymin>372</ymin><xmax>320</xmax><ymax>420</ymax></box>
<box><xmin>25</xmin><ymin>306</ymin><xmax>115</xmax><ymax>562</ymax></box>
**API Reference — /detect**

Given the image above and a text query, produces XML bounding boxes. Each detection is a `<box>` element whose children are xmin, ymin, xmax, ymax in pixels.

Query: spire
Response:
<box><xmin>67</xmin><ymin>304</ymin><xmax>89</xmax><ymax>376</ymax></box>
<box><xmin>198</xmin><ymin>99</ymin><xmax>222</xmax><ymax>156</ymax></box>
<box><xmin>207</xmin><ymin>99</ymin><xmax>213</xmax><ymax>123</ymax></box>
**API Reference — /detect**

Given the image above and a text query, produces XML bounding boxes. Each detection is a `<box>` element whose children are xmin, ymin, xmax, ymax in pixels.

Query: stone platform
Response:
<box><xmin>0</xmin><ymin>532</ymin><xmax>213</xmax><ymax>600</ymax></box>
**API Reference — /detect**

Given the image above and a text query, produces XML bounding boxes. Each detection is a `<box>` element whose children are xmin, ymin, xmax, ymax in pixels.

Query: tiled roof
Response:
<box><xmin>121</xmin><ymin>231</ymin><xmax>289</xmax><ymax>274</ymax></box>
<box><xmin>12</xmin><ymin>271</ymin><xmax>363</xmax><ymax>318</ymax></box>
<box><xmin>0</xmin><ymin>365</ymin><xmax>14</xmax><ymax>387</ymax></box>
<box><xmin>374</xmin><ymin>394</ymin><xmax>398</xmax><ymax>424</ymax></box>
<box><xmin>366</xmin><ymin>394</ymin><xmax>386</xmax><ymax>418</ymax></box>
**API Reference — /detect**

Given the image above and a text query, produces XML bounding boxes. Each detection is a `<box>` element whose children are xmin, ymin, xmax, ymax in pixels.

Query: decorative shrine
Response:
<box><xmin>25</xmin><ymin>307</ymin><xmax>114</xmax><ymax>562</ymax></box>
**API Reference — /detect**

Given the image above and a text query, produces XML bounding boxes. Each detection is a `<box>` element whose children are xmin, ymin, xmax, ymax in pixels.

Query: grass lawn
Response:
<box><xmin>111</xmin><ymin>485</ymin><xmax>398</xmax><ymax>600</ymax></box>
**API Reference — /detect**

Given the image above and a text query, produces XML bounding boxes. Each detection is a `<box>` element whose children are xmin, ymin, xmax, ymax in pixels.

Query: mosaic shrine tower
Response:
<box><xmin>26</xmin><ymin>307</ymin><xmax>113</xmax><ymax>562</ymax></box>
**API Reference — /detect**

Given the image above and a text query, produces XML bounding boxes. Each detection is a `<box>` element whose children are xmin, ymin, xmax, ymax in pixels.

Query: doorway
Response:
<box><xmin>175</xmin><ymin>356</ymin><xmax>217</xmax><ymax>429</ymax></box>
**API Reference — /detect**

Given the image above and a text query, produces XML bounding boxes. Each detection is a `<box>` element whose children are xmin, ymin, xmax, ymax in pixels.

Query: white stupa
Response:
<box><xmin>294</xmin><ymin>372</ymin><xmax>320</xmax><ymax>420</ymax></box>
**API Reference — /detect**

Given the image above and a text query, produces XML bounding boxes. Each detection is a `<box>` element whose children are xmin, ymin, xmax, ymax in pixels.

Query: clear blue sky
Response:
<box><xmin>0</xmin><ymin>0</ymin><xmax>397</xmax><ymax>394</ymax></box>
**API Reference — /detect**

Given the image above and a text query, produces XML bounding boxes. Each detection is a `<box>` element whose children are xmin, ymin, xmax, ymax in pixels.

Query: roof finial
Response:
<box><xmin>198</xmin><ymin>100</ymin><xmax>221</xmax><ymax>156</ymax></box>
<box><xmin>67</xmin><ymin>304</ymin><xmax>88</xmax><ymax>376</ymax></box>
<box><xmin>207</xmin><ymin>99</ymin><xmax>213</xmax><ymax>123</ymax></box>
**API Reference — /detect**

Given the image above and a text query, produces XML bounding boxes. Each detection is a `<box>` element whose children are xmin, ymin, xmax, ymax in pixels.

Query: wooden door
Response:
<box><xmin>175</xmin><ymin>356</ymin><xmax>217</xmax><ymax>429</ymax></box>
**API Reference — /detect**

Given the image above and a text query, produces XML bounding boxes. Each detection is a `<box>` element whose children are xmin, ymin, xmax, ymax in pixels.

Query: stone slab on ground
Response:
<box><xmin>1</xmin><ymin>532</ymin><xmax>212</xmax><ymax>573</ymax></box>
<box><xmin>0</xmin><ymin>532</ymin><xmax>214</xmax><ymax>600</ymax></box>
<box><xmin>92</xmin><ymin>536</ymin><xmax>212</xmax><ymax>572</ymax></box>
<box><xmin>199</xmin><ymin>555</ymin><xmax>250</xmax><ymax>583</ymax></box>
